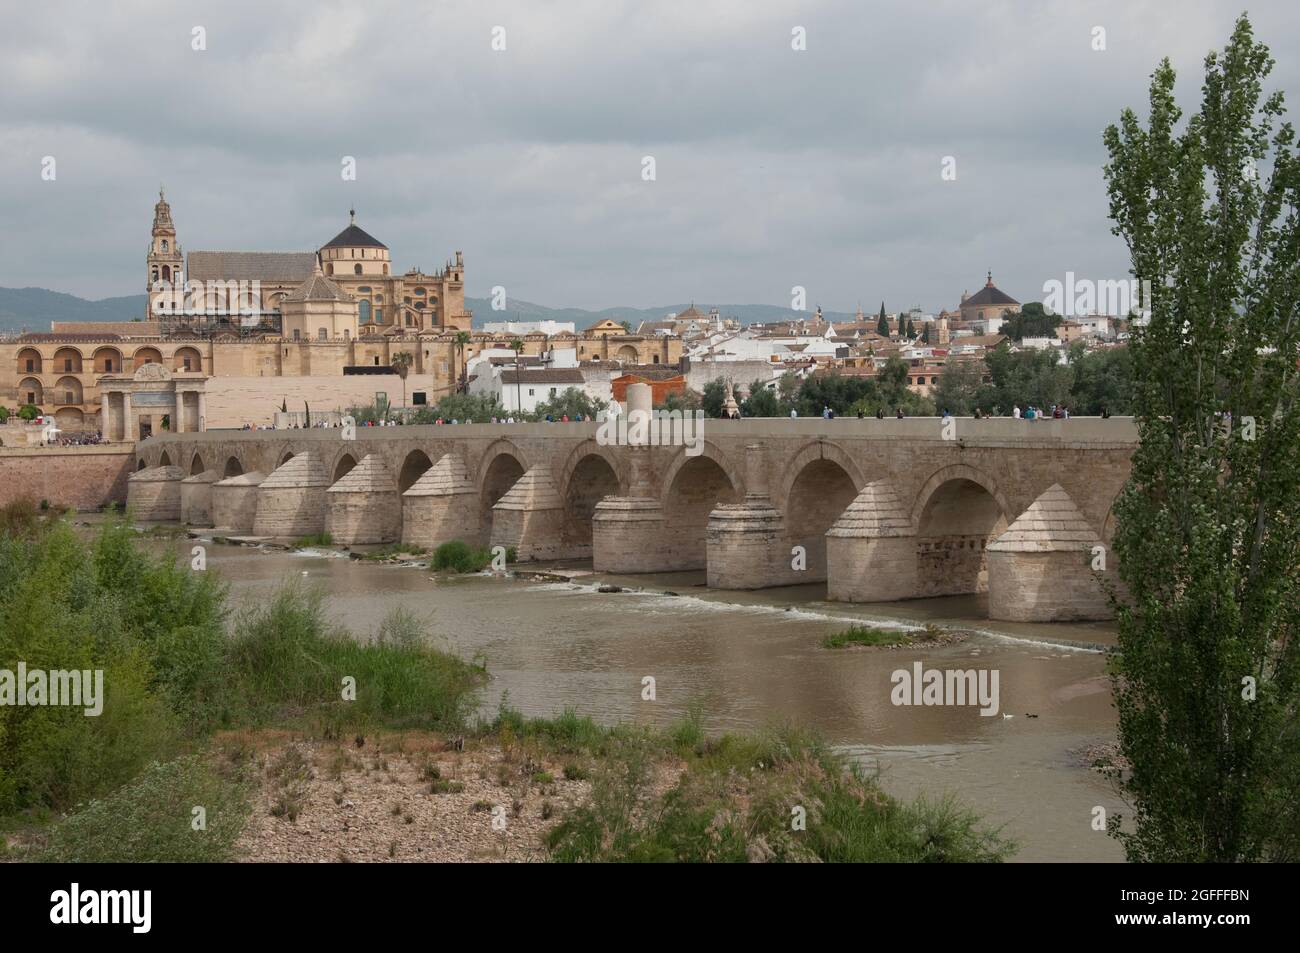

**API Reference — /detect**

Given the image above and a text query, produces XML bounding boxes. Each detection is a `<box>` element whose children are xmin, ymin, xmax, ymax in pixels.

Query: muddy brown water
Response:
<box><xmin>158</xmin><ymin>536</ymin><xmax>1126</xmax><ymax>862</ymax></box>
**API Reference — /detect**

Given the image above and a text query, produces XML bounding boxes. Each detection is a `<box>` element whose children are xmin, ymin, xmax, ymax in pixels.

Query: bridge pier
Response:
<box><xmin>986</xmin><ymin>484</ymin><xmax>1112</xmax><ymax>621</ymax></box>
<box><xmin>826</xmin><ymin>480</ymin><xmax>918</xmax><ymax>602</ymax></box>
<box><xmin>211</xmin><ymin>471</ymin><xmax>264</xmax><ymax>533</ymax></box>
<box><xmin>180</xmin><ymin>469</ymin><xmax>220</xmax><ymax>527</ymax></box>
<box><xmin>592</xmin><ymin>446</ymin><xmax>679</xmax><ymax>572</ymax></box>
<box><xmin>401</xmin><ymin>453</ymin><xmax>479</xmax><ymax>551</ymax></box>
<box><xmin>706</xmin><ymin>444</ymin><xmax>795</xmax><ymax>589</ymax></box>
<box><xmin>491</xmin><ymin>465</ymin><xmax>581</xmax><ymax>561</ymax></box>
<box><xmin>326</xmin><ymin>454</ymin><xmax>399</xmax><ymax>544</ymax></box>
<box><xmin>253</xmin><ymin>452</ymin><xmax>329</xmax><ymax>538</ymax></box>
<box><xmin>126</xmin><ymin>465</ymin><xmax>184</xmax><ymax>521</ymax></box>
<box><xmin>592</xmin><ymin>498</ymin><xmax>678</xmax><ymax>571</ymax></box>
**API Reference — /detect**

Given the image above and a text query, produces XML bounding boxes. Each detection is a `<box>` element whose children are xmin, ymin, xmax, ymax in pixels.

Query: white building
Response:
<box><xmin>481</xmin><ymin>319</ymin><xmax>577</xmax><ymax>336</ymax></box>
<box><xmin>469</xmin><ymin>364</ymin><xmax>592</xmax><ymax>414</ymax></box>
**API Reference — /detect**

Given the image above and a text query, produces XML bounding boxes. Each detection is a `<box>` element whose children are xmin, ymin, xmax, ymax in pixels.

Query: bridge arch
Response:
<box><xmin>223</xmin><ymin>455</ymin><xmax>244</xmax><ymax>478</ymax></box>
<box><xmin>558</xmin><ymin>439</ymin><xmax>628</xmax><ymax>499</ymax></box>
<box><xmin>189</xmin><ymin>452</ymin><xmax>206</xmax><ymax>476</ymax></box>
<box><xmin>397</xmin><ymin>450</ymin><xmax>432</xmax><ymax>494</ymax></box>
<box><xmin>158</xmin><ymin>450</ymin><xmax>172</xmax><ymax>468</ymax></box>
<box><xmin>660</xmin><ymin>441</ymin><xmax>744</xmax><ymax>570</ymax></box>
<box><xmin>275</xmin><ymin>449</ymin><xmax>295</xmax><ymax>469</ymax></box>
<box><xmin>911</xmin><ymin>464</ymin><xmax>1010</xmax><ymax>598</ymax></box>
<box><xmin>779</xmin><ymin>442</ymin><xmax>865</xmax><ymax>581</ymax></box>
<box><xmin>561</xmin><ymin>448</ymin><xmax>623</xmax><ymax>549</ymax></box>
<box><xmin>773</xmin><ymin>440</ymin><xmax>867</xmax><ymax>515</ymax></box>
<box><xmin>478</xmin><ymin>442</ymin><xmax>528</xmax><ymax>545</ymax></box>
<box><xmin>333</xmin><ymin>452</ymin><xmax>358</xmax><ymax>484</ymax></box>
<box><xmin>659</xmin><ymin>440</ymin><xmax>744</xmax><ymax>508</ymax></box>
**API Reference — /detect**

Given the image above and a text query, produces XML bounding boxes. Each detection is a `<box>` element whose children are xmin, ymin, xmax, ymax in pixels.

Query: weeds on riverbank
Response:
<box><xmin>485</xmin><ymin>704</ymin><xmax>1013</xmax><ymax>863</ymax></box>
<box><xmin>36</xmin><ymin>755</ymin><xmax>253</xmax><ymax>863</ymax></box>
<box><xmin>357</xmin><ymin>542</ymin><xmax>427</xmax><ymax>561</ymax></box>
<box><xmin>292</xmin><ymin>532</ymin><xmax>333</xmax><ymax>548</ymax></box>
<box><xmin>822</xmin><ymin>626</ymin><xmax>910</xmax><ymax>649</ymax></box>
<box><xmin>821</xmin><ymin>623</ymin><xmax>960</xmax><ymax>650</ymax></box>
<box><xmin>431</xmin><ymin>540</ymin><xmax>515</xmax><ymax>572</ymax></box>
<box><xmin>0</xmin><ymin>506</ymin><xmax>484</xmax><ymax>859</ymax></box>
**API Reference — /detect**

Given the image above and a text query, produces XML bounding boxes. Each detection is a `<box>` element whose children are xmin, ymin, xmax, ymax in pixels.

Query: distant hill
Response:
<box><xmin>0</xmin><ymin>286</ymin><xmax>860</xmax><ymax>334</ymax></box>
<box><xmin>0</xmin><ymin>287</ymin><xmax>147</xmax><ymax>333</ymax></box>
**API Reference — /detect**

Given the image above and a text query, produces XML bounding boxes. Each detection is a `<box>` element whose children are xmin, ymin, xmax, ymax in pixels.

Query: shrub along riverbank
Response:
<box><xmin>0</xmin><ymin>501</ymin><xmax>1009</xmax><ymax>862</ymax></box>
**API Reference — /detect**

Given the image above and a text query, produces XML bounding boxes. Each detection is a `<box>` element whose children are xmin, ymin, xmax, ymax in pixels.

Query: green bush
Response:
<box><xmin>430</xmin><ymin>540</ymin><xmax>513</xmax><ymax>573</ymax></box>
<box><xmin>223</xmin><ymin>582</ymin><xmax>484</xmax><ymax>731</ymax></box>
<box><xmin>541</xmin><ymin>720</ymin><xmax>1013</xmax><ymax>863</ymax></box>
<box><xmin>821</xmin><ymin>626</ymin><xmax>910</xmax><ymax>649</ymax></box>
<box><xmin>37</xmin><ymin>756</ymin><xmax>252</xmax><ymax>862</ymax></box>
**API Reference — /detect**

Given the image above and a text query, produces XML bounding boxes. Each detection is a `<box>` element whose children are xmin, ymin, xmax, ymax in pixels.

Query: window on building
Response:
<box><xmin>161</xmin><ymin>240</ymin><xmax>169</xmax><ymax>251</ymax></box>
<box><xmin>528</xmin><ymin>388</ymin><xmax>535</xmax><ymax>396</ymax></box>
<box><xmin>183</xmin><ymin>357</ymin><xmax>192</xmax><ymax>370</ymax></box>
<box><xmin>354</xmin><ymin>264</ymin><xmax>362</xmax><ymax>275</ymax></box>
<box><xmin>375</xmin><ymin>308</ymin><xmax>383</xmax><ymax>324</ymax></box>
<box><xmin>318</xmin><ymin>328</ymin><xmax>328</xmax><ymax>341</ymax></box>
<box><xmin>25</xmin><ymin>359</ymin><xmax>33</xmax><ymax>372</ymax></box>
<box><xmin>359</xmin><ymin>300</ymin><xmax>371</xmax><ymax>323</ymax></box>
<box><xmin>64</xmin><ymin>390</ymin><xmax>74</xmax><ymax>404</ymax></box>
<box><xmin>64</xmin><ymin>359</ymin><xmax>73</xmax><ymax>372</ymax></box>
<box><xmin>293</xmin><ymin>329</ymin><xmax>301</xmax><ymax>341</ymax></box>
<box><xmin>549</xmin><ymin>388</ymin><xmax>557</xmax><ymax>396</ymax></box>
<box><xmin>327</xmin><ymin>264</ymin><xmax>334</xmax><ymax>275</ymax></box>
<box><xmin>343</xmin><ymin>330</ymin><xmax>350</xmax><ymax>340</ymax></box>
<box><xmin>374</xmin><ymin>356</ymin><xmax>380</xmax><ymax>366</ymax></box>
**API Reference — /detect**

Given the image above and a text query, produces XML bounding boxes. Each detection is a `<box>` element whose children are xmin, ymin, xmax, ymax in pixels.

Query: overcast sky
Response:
<box><xmin>2</xmin><ymin>0</ymin><xmax>1297</xmax><ymax>313</ymax></box>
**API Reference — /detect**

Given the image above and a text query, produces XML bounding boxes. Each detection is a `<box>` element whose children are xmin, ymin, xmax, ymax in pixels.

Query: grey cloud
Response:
<box><xmin>2</xmin><ymin>0</ymin><xmax>1298</xmax><ymax>311</ymax></box>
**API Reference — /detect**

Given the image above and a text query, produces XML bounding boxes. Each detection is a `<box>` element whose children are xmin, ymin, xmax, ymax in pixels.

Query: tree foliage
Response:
<box><xmin>999</xmin><ymin>302</ymin><xmax>1062</xmax><ymax>341</ymax></box>
<box><xmin>1103</xmin><ymin>14</ymin><xmax>1300</xmax><ymax>861</ymax></box>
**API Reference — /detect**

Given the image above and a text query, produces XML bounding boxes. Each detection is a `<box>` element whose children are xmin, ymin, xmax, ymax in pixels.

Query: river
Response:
<box><xmin>161</xmin><ymin>536</ymin><xmax>1126</xmax><ymax>862</ymax></box>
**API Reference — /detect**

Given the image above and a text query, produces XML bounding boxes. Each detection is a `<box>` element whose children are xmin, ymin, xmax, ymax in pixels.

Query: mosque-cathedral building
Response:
<box><xmin>1</xmin><ymin>193</ymin><xmax>679</xmax><ymax>435</ymax></box>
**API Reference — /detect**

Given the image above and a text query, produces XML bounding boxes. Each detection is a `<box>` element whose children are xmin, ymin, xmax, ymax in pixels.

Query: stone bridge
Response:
<box><xmin>128</xmin><ymin>417</ymin><xmax>1137</xmax><ymax>622</ymax></box>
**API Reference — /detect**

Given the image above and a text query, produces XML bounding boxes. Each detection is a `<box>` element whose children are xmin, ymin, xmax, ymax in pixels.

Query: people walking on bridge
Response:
<box><xmin>1013</xmin><ymin>404</ymin><xmax>1021</xmax><ymax>419</ymax></box>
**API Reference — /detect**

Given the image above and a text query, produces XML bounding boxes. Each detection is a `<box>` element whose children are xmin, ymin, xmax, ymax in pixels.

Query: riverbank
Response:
<box><xmin>150</xmin><ymin>529</ymin><xmax>1123</xmax><ymax>862</ymax></box>
<box><xmin>1</xmin><ymin>507</ymin><xmax>1016</xmax><ymax>863</ymax></box>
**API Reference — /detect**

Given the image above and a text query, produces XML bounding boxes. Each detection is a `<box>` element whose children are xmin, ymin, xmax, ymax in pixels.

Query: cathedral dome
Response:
<box><xmin>319</xmin><ymin>210</ymin><xmax>390</xmax><ymax>277</ymax></box>
<box><xmin>323</xmin><ymin>221</ymin><xmax>387</xmax><ymax>251</ymax></box>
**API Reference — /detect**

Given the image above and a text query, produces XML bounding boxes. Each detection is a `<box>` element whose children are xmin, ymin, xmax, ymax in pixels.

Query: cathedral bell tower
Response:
<box><xmin>147</xmin><ymin>188</ymin><xmax>184</xmax><ymax>325</ymax></box>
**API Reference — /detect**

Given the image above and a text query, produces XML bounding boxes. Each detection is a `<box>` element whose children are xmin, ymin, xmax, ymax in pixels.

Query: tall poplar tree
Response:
<box><xmin>1103</xmin><ymin>14</ymin><xmax>1300</xmax><ymax>861</ymax></box>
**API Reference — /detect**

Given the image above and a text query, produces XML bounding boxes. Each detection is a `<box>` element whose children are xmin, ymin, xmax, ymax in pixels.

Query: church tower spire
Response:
<box><xmin>147</xmin><ymin>189</ymin><xmax>184</xmax><ymax>326</ymax></box>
